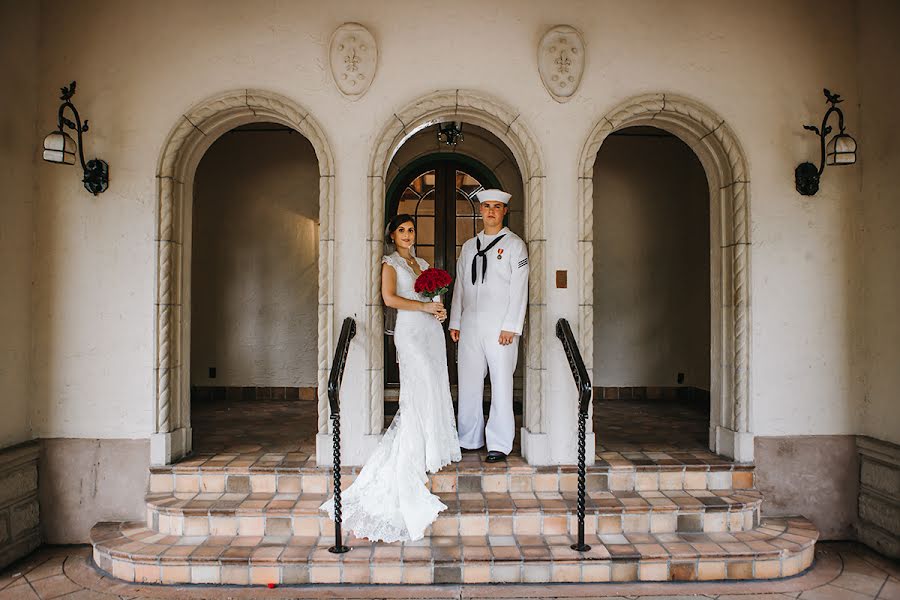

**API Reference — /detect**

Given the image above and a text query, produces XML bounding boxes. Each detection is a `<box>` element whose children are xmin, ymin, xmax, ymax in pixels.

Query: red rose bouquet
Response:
<box><xmin>414</xmin><ymin>268</ymin><xmax>452</xmax><ymax>300</ymax></box>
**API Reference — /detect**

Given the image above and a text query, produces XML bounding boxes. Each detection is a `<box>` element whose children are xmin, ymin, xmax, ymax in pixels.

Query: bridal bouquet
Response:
<box><xmin>414</xmin><ymin>268</ymin><xmax>452</xmax><ymax>301</ymax></box>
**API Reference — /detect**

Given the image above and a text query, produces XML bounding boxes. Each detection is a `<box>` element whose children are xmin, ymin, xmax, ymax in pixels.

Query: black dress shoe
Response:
<box><xmin>485</xmin><ymin>451</ymin><xmax>507</xmax><ymax>463</ymax></box>
<box><xmin>460</xmin><ymin>446</ymin><xmax>484</xmax><ymax>453</ymax></box>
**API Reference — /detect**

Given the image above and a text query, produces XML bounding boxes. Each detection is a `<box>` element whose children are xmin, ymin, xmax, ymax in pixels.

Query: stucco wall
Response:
<box><xmin>0</xmin><ymin>0</ymin><xmax>38</xmax><ymax>449</ymax></box>
<box><xmin>191</xmin><ymin>128</ymin><xmax>320</xmax><ymax>388</ymax></box>
<box><xmin>858</xmin><ymin>0</ymin><xmax>900</xmax><ymax>446</ymax></box>
<box><xmin>592</xmin><ymin>130</ymin><xmax>710</xmax><ymax>389</ymax></box>
<box><xmin>27</xmin><ymin>0</ymin><xmax>864</xmax><ymax>449</ymax></box>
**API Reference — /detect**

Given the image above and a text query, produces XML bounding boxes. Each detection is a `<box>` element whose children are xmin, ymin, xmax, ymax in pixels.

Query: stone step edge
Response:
<box><xmin>147</xmin><ymin>503</ymin><xmax>761</xmax><ymax>537</ymax></box>
<box><xmin>144</xmin><ymin>491</ymin><xmax>763</xmax><ymax>518</ymax></box>
<box><xmin>149</xmin><ymin>469</ymin><xmax>757</xmax><ymax>496</ymax></box>
<box><xmin>152</xmin><ymin>463</ymin><xmax>756</xmax><ymax>475</ymax></box>
<box><xmin>90</xmin><ymin>521</ymin><xmax>817</xmax><ymax>584</ymax></box>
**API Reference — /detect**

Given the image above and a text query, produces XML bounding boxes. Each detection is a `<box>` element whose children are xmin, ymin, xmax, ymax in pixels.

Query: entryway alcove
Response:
<box><xmin>189</xmin><ymin>122</ymin><xmax>320</xmax><ymax>455</ymax></box>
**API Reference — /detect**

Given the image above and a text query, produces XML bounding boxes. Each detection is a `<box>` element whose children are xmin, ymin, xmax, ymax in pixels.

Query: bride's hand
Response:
<box><xmin>422</xmin><ymin>301</ymin><xmax>444</xmax><ymax>316</ymax></box>
<box><xmin>422</xmin><ymin>301</ymin><xmax>447</xmax><ymax>322</ymax></box>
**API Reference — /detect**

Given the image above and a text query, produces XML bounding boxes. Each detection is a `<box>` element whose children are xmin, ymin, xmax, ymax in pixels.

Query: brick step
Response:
<box><xmin>90</xmin><ymin>517</ymin><xmax>817</xmax><ymax>585</ymax></box>
<box><xmin>151</xmin><ymin>455</ymin><xmax>755</xmax><ymax>496</ymax></box>
<box><xmin>145</xmin><ymin>489</ymin><xmax>762</xmax><ymax>537</ymax></box>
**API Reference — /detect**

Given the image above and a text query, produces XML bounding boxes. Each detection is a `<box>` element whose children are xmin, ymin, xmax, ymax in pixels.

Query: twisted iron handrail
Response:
<box><xmin>327</xmin><ymin>317</ymin><xmax>356</xmax><ymax>554</ymax></box>
<box><xmin>555</xmin><ymin>318</ymin><xmax>592</xmax><ymax>552</ymax></box>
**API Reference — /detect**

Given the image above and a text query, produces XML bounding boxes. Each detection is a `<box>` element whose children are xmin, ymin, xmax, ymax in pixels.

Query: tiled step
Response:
<box><xmin>150</xmin><ymin>452</ymin><xmax>755</xmax><ymax>496</ymax></box>
<box><xmin>90</xmin><ymin>516</ymin><xmax>817</xmax><ymax>585</ymax></box>
<box><xmin>145</xmin><ymin>489</ymin><xmax>762</xmax><ymax>537</ymax></box>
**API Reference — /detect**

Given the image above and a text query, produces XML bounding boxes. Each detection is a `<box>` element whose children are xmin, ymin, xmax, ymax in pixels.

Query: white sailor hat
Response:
<box><xmin>475</xmin><ymin>189</ymin><xmax>512</xmax><ymax>204</ymax></box>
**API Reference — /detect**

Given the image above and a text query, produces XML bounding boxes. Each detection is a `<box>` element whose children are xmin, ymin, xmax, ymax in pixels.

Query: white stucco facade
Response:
<box><xmin>2</xmin><ymin>0</ymin><xmax>896</xmax><ymax>471</ymax></box>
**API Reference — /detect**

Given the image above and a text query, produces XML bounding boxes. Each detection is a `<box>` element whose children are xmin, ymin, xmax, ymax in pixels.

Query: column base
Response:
<box><xmin>716</xmin><ymin>426</ymin><xmax>754</xmax><ymax>462</ymax></box>
<box><xmin>150</xmin><ymin>427</ymin><xmax>191</xmax><ymax>466</ymax></box>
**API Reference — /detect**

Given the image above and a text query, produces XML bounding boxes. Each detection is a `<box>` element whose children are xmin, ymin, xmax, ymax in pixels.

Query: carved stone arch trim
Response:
<box><xmin>151</xmin><ymin>89</ymin><xmax>336</xmax><ymax>465</ymax></box>
<box><xmin>577</xmin><ymin>93</ymin><xmax>753</xmax><ymax>461</ymax></box>
<box><xmin>366</xmin><ymin>90</ymin><xmax>548</xmax><ymax>456</ymax></box>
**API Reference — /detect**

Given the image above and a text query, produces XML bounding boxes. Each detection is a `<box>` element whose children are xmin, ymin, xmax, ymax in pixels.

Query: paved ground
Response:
<box><xmin>189</xmin><ymin>395</ymin><xmax>714</xmax><ymax>459</ymax></box>
<box><xmin>1</xmin><ymin>542</ymin><xmax>897</xmax><ymax>599</ymax></box>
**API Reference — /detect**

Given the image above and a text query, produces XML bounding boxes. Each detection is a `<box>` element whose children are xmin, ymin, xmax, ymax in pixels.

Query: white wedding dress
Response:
<box><xmin>320</xmin><ymin>252</ymin><xmax>461</xmax><ymax>542</ymax></box>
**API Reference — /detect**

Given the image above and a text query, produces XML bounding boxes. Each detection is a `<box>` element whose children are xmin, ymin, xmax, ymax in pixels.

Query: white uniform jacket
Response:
<box><xmin>449</xmin><ymin>227</ymin><xmax>529</xmax><ymax>335</ymax></box>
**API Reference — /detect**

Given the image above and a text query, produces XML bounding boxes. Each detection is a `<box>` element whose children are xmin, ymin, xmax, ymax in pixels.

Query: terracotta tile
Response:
<box><xmin>463</xmin><ymin>564</ymin><xmax>492</xmax><ymax>583</ymax></box>
<box><xmin>698</xmin><ymin>560</ymin><xmax>726</xmax><ymax>580</ymax></box>
<box><xmin>29</xmin><ymin>573</ymin><xmax>82</xmax><ymax>597</ymax></box>
<box><xmin>238</xmin><ymin>516</ymin><xmax>265</xmax><ymax>536</ymax></box>
<box><xmin>670</xmin><ymin>561</ymin><xmax>697</xmax><ymax>581</ymax></box>
<box><xmin>281</xmin><ymin>565</ymin><xmax>310</xmax><ymax>584</ymax></box>
<box><xmin>582</xmin><ymin>562</ymin><xmax>611</xmax><ymax>582</ymax></box>
<box><xmin>639</xmin><ymin>560</ymin><xmax>668</xmax><ymax>581</ymax></box>
<box><xmin>340</xmin><ymin>565</ymin><xmax>370</xmax><ymax>584</ymax></box>
<box><xmin>481</xmin><ymin>474</ymin><xmax>507</xmax><ymax>493</ymax></box>
<box><xmin>111</xmin><ymin>559</ymin><xmax>135</xmax><ymax>582</ymax></box>
<box><xmin>726</xmin><ymin>560</ymin><xmax>753</xmax><ymax>579</ymax></box>
<box><xmin>733</xmin><ymin>470</ymin><xmax>754</xmax><ymax>489</ymax></box>
<box><xmin>371</xmin><ymin>565</ymin><xmax>403</xmax><ymax>584</ymax></box>
<box><xmin>190</xmin><ymin>565</ymin><xmax>220</xmax><ymax>584</ymax></box>
<box><xmin>160</xmin><ymin>564</ymin><xmax>191</xmax><ymax>583</ymax></box>
<box><xmin>611</xmin><ymin>561</ymin><xmax>638</xmax><ymax>581</ymax></box>
<box><xmin>220</xmin><ymin>565</ymin><xmax>250</xmax><ymax>584</ymax></box>
<box><xmin>492</xmin><ymin>564</ymin><xmax>522</xmax><ymax>583</ymax></box>
<box><xmin>309</xmin><ymin>565</ymin><xmax>341</xmax><ymax>583</ymax></box>
<box><xmin>403</xmin><ymin>565</ymin><xmax>432</xmax><ymax>584</ymax></box>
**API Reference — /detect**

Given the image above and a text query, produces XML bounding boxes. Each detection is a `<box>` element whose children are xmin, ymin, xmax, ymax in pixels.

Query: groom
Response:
<box><xmin>449</xmin><ymin>189</ymin><xmax>529</xmax><ymax>463</ymax></box>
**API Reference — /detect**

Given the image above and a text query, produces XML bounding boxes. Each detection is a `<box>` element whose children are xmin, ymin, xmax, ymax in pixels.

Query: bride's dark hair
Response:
<box><xmin>384</xmin><ymin>213</ymin><xmax>416</xmax><ymax>253</ymax></box>
<box><xmin>383</xmin><ymin>214</ymin><xmax>416</xmax><ymax>335</ymax></box>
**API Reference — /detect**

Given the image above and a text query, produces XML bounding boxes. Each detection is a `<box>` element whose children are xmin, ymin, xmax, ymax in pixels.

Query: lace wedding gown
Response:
<box><xmin>320</xmin><ymin>252</ymin><xmax>461</xmax><ymax>542</ymax></box>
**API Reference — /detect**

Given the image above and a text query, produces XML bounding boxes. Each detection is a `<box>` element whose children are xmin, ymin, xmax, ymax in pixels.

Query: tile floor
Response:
<box><xmin>189</xmin><ymin>396</ymin><xmax>716</xmax><ymax>468</ymax></box>
<box><xmin>1</xmin><ymin>541</ymin><xmax>897</xmax><ymax>599</ymax></box>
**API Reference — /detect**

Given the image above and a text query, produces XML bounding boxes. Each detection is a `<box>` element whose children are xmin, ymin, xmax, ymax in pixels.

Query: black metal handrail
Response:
<box><xmin>555</xmin><ymin>318</ymin><xmax>592</xmax><ymax>552</ymax></box>
<box><xmin>327</xmin><ymin>317</ymin><xmax>356</xmax><ymax>554</ymax></box>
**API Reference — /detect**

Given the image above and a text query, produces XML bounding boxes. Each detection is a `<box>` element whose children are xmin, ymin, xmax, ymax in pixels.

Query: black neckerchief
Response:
<box><xmin>472</xmin><ymin>233</ymin><xmax>507</xmax><ymax>285</ymax></box>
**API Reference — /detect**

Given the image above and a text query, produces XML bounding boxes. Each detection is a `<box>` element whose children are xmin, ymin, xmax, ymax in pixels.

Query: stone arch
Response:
<box><xmin>365</xmin><ymin>90</ymin><xmax>548</xmax><ymax>461</ymax></box>
<box><xmin>578</xmin><ymin>93</ymin><xmax>753</xmax><ymax>461</ymax></box>
<box><xmin>151</xmin><ymin>89</ymin><xmax>335</xmax><ymax>465</ymax></box>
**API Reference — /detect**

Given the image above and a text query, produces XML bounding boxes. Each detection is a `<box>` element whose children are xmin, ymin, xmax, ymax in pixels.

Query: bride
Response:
<box><xmin>320</xmin><ymin>214</ymin><xmax>461</xmax><ymax>542</ymax></box>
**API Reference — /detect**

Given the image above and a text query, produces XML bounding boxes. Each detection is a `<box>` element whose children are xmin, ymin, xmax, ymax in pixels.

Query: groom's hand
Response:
<box><xmin>450</xmin><ymin>329</ymin><xmax>460</xmax><ymax>342</ymax></box>
<box><xmin>499</xmin><ymin>330</ymin><xmax>516</xmax><ymax>346</ymax></box>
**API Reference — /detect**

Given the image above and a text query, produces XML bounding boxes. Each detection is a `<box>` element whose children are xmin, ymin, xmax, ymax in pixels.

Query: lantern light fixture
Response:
<box><xmin>795</xmin><ymin>88</ymin><xmax>857</xmax><ymax>196</ymax></box>
<box><xmin>41</xmin><ymin>81</ymin><xmax>109</xmax><ymax>195</ymax></box>
<box><xmin>437</xmin><ymin>121</ymin><xmax>464</xmax><ymax>147</ymax></box>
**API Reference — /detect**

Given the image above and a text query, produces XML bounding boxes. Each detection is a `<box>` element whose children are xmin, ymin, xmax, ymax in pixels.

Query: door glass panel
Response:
<box><xmin>416</xmin><ymin>245</ymin><xmax>434</xmax><ymax>265</ymax></box>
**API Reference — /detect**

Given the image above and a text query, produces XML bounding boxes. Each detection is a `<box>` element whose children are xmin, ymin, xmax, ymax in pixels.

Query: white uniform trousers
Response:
<box><xmin>456</xmin><ymin>328</ymin><xmax>518</xmax><ymax>454</ymax></box>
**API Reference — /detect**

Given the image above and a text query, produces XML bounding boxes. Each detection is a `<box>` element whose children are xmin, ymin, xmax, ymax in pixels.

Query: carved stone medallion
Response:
<box><xmin>537</xmin><ymin>25</ymin><xmax>585</xmax><ymax>103</ymax></box>
<box><xmin>329</xmin><ymin>23</ymin><xmax>377</xmax><ymax>100</ymax></box>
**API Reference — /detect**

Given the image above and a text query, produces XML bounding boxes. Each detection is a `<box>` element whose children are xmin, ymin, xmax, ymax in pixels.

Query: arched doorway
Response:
<box><xmin>365</xmin><ymin>90</ymin><xmax>550</xmax><ymax>464</ymax></box>
<box><xmin>591</xmin><ymin>125</ymin><xmax>711</xmax><ymax>452</ymax></box>
<box><xmin>578</xmin><ymin>93</ymin><xmax>753</xmax><ymax>461</ymax></box>
<box><xmin>151</xmin><ymin>90</ymin><xmax>335</xmax><ymax>465</ymax></box>
<box><xmin>189</xmin><ymin>123</ymin><xmax>320</xmax><ymax>454</ymax></box>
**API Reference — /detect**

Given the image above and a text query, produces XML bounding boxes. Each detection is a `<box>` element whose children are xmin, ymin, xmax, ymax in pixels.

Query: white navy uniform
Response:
<box><xmin>449</xmin><ymin>226</ymin><xmax>528</xmax><ymax>454</ymax></box>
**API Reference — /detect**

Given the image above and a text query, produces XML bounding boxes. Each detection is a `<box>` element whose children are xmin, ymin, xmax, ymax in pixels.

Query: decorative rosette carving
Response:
<box><xmin>537</xmin><ymin>26</ymin><xmax>585</xmax><ymax>103</ymax></box>
<box><xmin>329</xmin><ymin>23</ymin><xmax>377</xmax><ymax>100</ymax></box>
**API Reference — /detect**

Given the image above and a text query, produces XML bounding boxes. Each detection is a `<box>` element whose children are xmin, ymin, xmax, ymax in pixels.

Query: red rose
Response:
<box><xmin>415</xmin><ymin>268</ymin><xmax>452</xmax><ymax>298</ymax></box>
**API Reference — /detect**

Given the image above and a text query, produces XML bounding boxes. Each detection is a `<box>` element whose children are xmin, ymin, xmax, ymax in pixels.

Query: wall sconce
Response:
<box><xmin>42</xmin><ymin>81</ymin><xmax>109</xmax><ymax>195</ymax></box>
<box><xmin>437</xmin><ymin>121</ymin><xmax>464</xmax><ymax>147</ymax></box>
<box><xmin>795</xmin><ymin>88</ymin><xmax>857</xmax><ymax>196</ymax></box>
